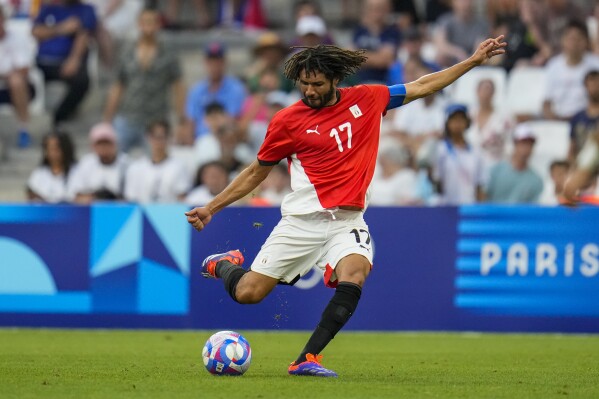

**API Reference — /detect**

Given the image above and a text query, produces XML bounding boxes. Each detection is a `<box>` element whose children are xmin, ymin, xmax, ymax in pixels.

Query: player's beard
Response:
<box><xmin>304</xmin><ymin>85</ymin><xmax>336</xmax><ymax>109</ymax></box>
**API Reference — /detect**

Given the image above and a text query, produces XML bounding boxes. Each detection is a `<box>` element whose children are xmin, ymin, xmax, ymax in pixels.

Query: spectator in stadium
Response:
<box><xmin>182</xmin><ymin>41</ymin><xmax>246</xmax><ymax>141</ymax></box>
<box><xmin>185</xmin><ymin>161</ymin><xmax>230</xmax><ymax>206</ymax></box>
<box><xmin>291</xmin><ymin>0</ymin><xmax>334</xmax><ymax>44</ymax></box>
<box><xmin>238</xmin><ymin>90</ymin><xmax>293</xmax><ymax>165</ymax></box>
<box><xmin>486</xmin><ymin>123</ymin><xmax>543</xmax><ymax>204</ymax></box>
<box><xmin>527</xmin><ymin>0</ymin><xmax>586</xmax><ymax>60</ymax></box>
<box><xmin>193</xmin><ymin>102</ymin><xmax>233</xmax><ymax>168</ymax></box>
<box><xmin>85</xmin><ymin>0</ymin><xmax>144</xmax><ymax>67</ymax></box>
<box><xmin>258</xmin><ymin>162</ymin><xmax>291</xmax><ymax>206</ymax></box>
<box><xmin>352</xmin><ymin>0</ymin><xmax>400</xmax><ymax>84</ymax></box>
<box><xmin>244</xmin><ymin>32</ymin><xmax>292</xmax><ymax>94</ymax></box>
<box><xmin>391</xmin><ymin>0</ymin><xmax>419</xmax><ymax>31</ymax></box>
<box><xmin>32</xmin><ymin>0</ymin><xmax>97</xmax><ymax>126</ymax></box>
<box><xmin>0</xmin><ymin>6</ymin><xmax>35</xmax><ymax>148</ymax></box>
<box><xmin>468</xmin><ymin>79</ymin><xmax>513</xmax><ymax>174</ymax></box>
<box><xmin>388</xmin><ymin>27</ymin><xmax>440</xmax><ymax>85</ymax></box>
<box><xmin>238</xmin><ymin>67</ymin><xmax>282</xmax><ymax>134</ymax></box>
<box><xmin>539</xmin><ymin>160</ymin><xmax>570</xmax><ymax>205</ymax></box>
<box><xmin>434</xmin><ymin>104</ymin><xmax>485</xmax><ymax>205</ymax></box>
<box><xmin>390</xmin><ymin>66</ymin><xmax>445</xmax><ymax>160</ymax></box>
<box><xmin>293</xmin><ymin>14</ymin><xmax>331</xmax><ymax>48</ymax></box>
<box><xmin>293</xmin><ymin>0</ymin><xmax>322</xmax><ymax>22</ymax></box>
<box><xmin>103</xmin><ymin>8</ymin><xmax>185</xmax><ymax>152</ymax></box>
<box><xmin>214</xmin><ymin>121</ymin><xmax>243</xmax><ymax>175</ymax></box>
<box><xmin>27</xmin><ymin>130</ymin><xmax>76</xmax><ymax>203</ymax></box>
<box><xmin>433</xmin><ymin>0</ymin><xmax>490</xmax><ymax>67</ymax></box>
<box><xmin>124</xmin><ymin>120</ymin><xmax>190</xmax><ymax>203</ymax></box>
<box><xmin>569</xmin><ymin>70</ymin><xmax>599</xmax><ymax>162</ymax></box>
<box><xmin>492</xmin><ymin>0</ymin><xmax>541</xmax><ymax>71</ymax></box>
<box><xmin>563</xmin><ymin>129</ymin><xmax>599</xmax><ymax>204</ymax></box>
<box><xmin>370</xmin><ymin>139</ymin><xmax>419</xmax><ymax>205</ymax></box>
<box><xmin>543</xmin><ymin>20</ymin><xmax>599</xmax><ymax>121</ymax></box>
<box><xmin>67</xmin><ymin>122</ymin><xmax>128</xmax><ymax>203</ymax></box>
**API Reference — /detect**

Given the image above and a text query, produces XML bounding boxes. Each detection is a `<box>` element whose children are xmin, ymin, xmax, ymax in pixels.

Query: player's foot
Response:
<box><xmin>288</xmin><ymin>353</ymin><xmax>338</xmax><ymax>377</ymax></box>
<box><xmin>201</xmin><ymin>250</ymin><xmax>244</xmax><ymax>278</ymax></box>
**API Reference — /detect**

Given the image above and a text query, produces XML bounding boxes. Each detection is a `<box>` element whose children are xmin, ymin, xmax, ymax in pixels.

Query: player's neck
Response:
<box><xmin>326</xmin><ymin>90</ymin><xmax>340</xmax><ymax>107</ymax></box>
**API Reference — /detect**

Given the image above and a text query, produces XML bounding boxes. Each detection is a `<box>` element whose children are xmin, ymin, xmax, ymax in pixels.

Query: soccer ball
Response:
<box><xmin>202</xmin><ymin>331</ymin><xmax>252</xmax><ymax>376</ymax></box>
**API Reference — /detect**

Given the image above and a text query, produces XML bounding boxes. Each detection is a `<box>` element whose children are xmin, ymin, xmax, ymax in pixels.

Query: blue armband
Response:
<box><xmin>387</xmin><ymin>84</ymin><xmax>406</xmax><ymax>110</ymax></box>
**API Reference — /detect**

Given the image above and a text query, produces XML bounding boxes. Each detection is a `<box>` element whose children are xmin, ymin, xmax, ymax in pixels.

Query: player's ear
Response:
<box><xmin>332</xmin><ymin>78</ymin><xmax>340</xmax><ymax>87</ymax></box>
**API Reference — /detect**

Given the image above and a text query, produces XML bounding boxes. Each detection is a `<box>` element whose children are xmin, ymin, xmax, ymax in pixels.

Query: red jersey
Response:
<box><xmin>257</xmin><ymin>84</ymin><xmax>391</xmax><ymax>215</ymax></box>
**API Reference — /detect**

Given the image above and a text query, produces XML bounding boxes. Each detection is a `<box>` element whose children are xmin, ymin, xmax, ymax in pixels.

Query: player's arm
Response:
<box><xmin>400</xmin><ymin>36</ymin><xmax>506</xmax><ymax>106</ymax></box>
<box><xmin>185</xmin><ymin>160</ymin><xmax>274</xmax><ymax>231</ymax></box>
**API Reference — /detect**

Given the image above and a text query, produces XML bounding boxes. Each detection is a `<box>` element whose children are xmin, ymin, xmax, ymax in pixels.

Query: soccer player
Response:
<box><xmin>186</xmin><ymin>36</ymin><xmax>507</xmax><ymax>377</ymax></box>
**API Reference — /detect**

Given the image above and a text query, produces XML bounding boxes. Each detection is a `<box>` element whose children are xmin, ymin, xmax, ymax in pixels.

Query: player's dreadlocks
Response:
<box><xmin>284</xmin><ymin>45</ymin><xmax>367</xmax><ymax>83</ymax></box>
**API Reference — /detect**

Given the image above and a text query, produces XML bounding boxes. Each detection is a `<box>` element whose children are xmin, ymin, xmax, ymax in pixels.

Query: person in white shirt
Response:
<box><xmin>543</xmin><ymin>20</ymin><xmax>599</xmax><ymax>120</ymax></box>
<box><xmin>434</xmin><ymin>104</ymin><xmax>486</xmax><ymax>205</ymax></box>
<box><xmin>0</xmin><ymin>7</ymin><xmax>35</xmax><ymax>147</ymax></box>
<box><xmin>193</xmin><ymin>102</ymin><xmax>230</xmax><ymax>169</ymax></box>
<box><xmin>185</xmin><ymin>160</ymin><xmax>229</xmax><ymax>206</ymax></box>
<box><xmin>371</xmin><ymin>139</ymin><xmax>419</xmax><ymax>205</ymax></box>
<box><xmin>68</xmin><ymin>122</ymin><xmax>129</xmax><ymax>203</ymax></box>
<box><xmin>467</xmin><ymin>79</ymin><xmax>513</xmax><ymax>174</ymax></box>
<box><xmin>27</xmin><ymin>131</ymin><xmax>76</xmax><ymax>203</ymax></box>
<box><xmin>124</xmin><ymin>120</ymin><xmax>190</xmax><ymax>203</ymax></box>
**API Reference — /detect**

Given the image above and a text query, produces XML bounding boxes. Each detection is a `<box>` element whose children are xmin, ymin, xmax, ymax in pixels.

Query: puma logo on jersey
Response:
<box><xmin>306</xmin><ymin>125</ymin><xmax>320</xmax><ymax>135</ymax></box>
<box><xmin>349</xmin><ymin>104</ymin><xmax>363</xmax><ymax>118</ymax></box>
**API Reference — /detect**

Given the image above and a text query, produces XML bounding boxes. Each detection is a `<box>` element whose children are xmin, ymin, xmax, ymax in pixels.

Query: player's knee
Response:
<box><xmin>338</xmin><ymin>265</ymin><xmax>370</xmax><ymax>287</ymax></box>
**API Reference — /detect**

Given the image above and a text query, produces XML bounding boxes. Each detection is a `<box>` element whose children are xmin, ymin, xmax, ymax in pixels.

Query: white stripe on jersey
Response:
<box><xmin>280</xmin><ymin>154</ymin><xmax>324</xmax><ymax>216</ymax></box>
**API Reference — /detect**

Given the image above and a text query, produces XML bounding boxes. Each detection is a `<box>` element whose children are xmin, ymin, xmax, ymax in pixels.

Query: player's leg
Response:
<box><xmin>293</xmin><ymin>254</ymin><xmax>369</xmax><ymax>363</ymax></box>
<box><xmin>289</xmin><ymin>212</ymin><xmax>373</xmax><ymax>377</ymax></box>
<box><xmin>220</xmin><ymin>266</ymin><xmax>279</xmax><ymax>304</ymax></box>
<box><xmin>202</xmin><ymin>215</ymin><xmax>323</xmax><ymax>305</ymax></box>
<box><xmin>201</xmin><ymin>250</ymin><xmax>278</xmax><ymax>304</ymax></box>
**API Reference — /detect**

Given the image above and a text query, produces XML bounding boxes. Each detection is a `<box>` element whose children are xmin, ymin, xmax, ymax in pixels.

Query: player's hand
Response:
<box><xmin>471</xmin><ymin>36</ymin><xmax>507</xmax><ymax>66</ymax></box>
<box><xmin>185</xmin><ymin>207</ymin><xmax>213</xmax><ymax>232</ymax></box>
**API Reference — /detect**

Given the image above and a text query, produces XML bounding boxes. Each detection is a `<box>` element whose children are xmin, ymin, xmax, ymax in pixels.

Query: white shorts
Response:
<box><xmin>250</xmin><ymin>209</ymin><xmax>373</xmax><ymax>287</ymax></box>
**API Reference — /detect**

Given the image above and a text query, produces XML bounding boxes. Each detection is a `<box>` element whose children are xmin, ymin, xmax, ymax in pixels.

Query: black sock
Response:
<box><xmin>295</xmin><ymin>282</ymin><xmax>362</xmax><ymax>364</ymax></box>
<box><xmin>215</xmin><ymin>260</ymin><xmax>247</xmax><ymax>303</ymax></box>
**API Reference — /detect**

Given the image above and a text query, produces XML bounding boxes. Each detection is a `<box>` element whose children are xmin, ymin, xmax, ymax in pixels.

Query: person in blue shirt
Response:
<box><xmin>182</xmin><ymin>42</ymin><xmax>247</xmax><ymax>141</ymax></box>
<box><xmin>352</xmin><ymin>0</ymin><xmax>401</xmax><ymax>84</ymax></box>
<box><xmin>32</xmin><ymin>0</ymin><xmax>97</xmax><ymax>125</ymax></box>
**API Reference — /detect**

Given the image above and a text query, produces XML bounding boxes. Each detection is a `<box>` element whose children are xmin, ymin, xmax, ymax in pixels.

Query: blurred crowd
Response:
<box><xmin>1</xmin><ymin>0</ymin><xmax>599</xmax><ymax>206</ymax></box>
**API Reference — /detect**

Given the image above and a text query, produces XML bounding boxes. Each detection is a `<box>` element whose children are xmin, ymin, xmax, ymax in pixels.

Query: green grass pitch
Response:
<box><xmin>1</xmin><ymin>329</ymin><xmax>598</xmax><ymax>399</ymax></box>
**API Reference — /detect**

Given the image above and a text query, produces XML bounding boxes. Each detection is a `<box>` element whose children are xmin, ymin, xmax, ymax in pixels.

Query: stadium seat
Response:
<box><xmin>505</xmin><ymin>67</ymin><xmax>546</xmax><ymax>117</ymax></box>
<box><xmin>527</xmin><ymin>120</ymin><xmax>570</xmax><ymax>180</ymax></box>
<box><xmin>449</xmin><ymin>66</ymin><xmax>508</xmax><ymax>110</ymax></box>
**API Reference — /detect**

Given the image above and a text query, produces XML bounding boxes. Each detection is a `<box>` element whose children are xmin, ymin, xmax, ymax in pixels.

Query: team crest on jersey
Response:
<box><xmin>349</xmin><ymin>104</ymin><xmax>363</xmax><ymax>118</ymax></box>
<box><xmin>306</xmin><ymin>125</ymin><xmax>320</xmax><ymax>135</ymax></box>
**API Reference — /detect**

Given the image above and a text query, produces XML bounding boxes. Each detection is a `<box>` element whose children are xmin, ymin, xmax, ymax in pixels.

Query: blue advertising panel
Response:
<box><xmin>455</xmin><ymin>206</ymin><xmax>599</xmax><ymax>317</ymax></box>
<box><xmin>0</xmin><ymin>204</ymin><xmax>598</xmax><ymax>332</ymax></box>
